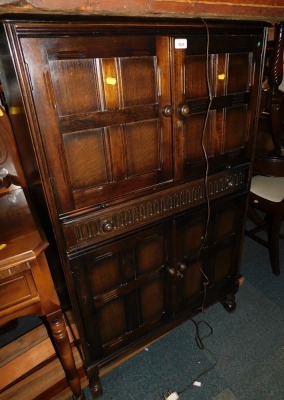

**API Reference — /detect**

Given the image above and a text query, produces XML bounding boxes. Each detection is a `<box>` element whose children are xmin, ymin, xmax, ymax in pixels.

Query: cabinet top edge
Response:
<box><xmin>0</xmin><ymin>15</ymin><xmax>270</xmax><ymax>36</ymax></box>
<box><xmin>0</xmin><ymin>15</ymin><xmax>270</xmax><ymax>27</ymax></box>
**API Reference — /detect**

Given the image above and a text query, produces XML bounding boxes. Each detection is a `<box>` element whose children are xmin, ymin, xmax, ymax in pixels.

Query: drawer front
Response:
<box><xmin>0</xmin><ymin>269</ymin><xmax>39</xmax><ymax>316</ymax></box>
<box><xmin>62</xmin><ymin>167</ymin><xmax>249</xmax><ymax>252</ymax></box>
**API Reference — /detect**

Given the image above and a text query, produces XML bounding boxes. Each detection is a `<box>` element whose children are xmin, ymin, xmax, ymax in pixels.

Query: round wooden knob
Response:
<box><xmin>167</xmin><ymin>267</ymin><xmax>175</xmax><ymax>276</ymax></box>
<box><xmin>179</xmin><ymin>262</ymin><xmax>187</xmax><ymax>271</ymax></box>
<box><xmin>102</xmin><ymin>221</ymin><xmax>114</xmax><ymax>232</ymax></box>
<box><xmin>162</xmin><ymin>105</ymin><xmax>173</xmax><ymax>117</ymax></box>
<box><xmin>179</xmin><ymin>104</ymin><xmax>190</xmax><ymax>116</ymax></box>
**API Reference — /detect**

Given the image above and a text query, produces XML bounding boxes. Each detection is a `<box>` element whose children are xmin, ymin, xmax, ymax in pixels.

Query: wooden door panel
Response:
<box><xmin>97</xmin><ymin>298</ymin><xmax>127</xmax><ymax>344</ymax></box>
<box><xmin>184</xmin><ymin>113</ymin><xmax>211</xmax><ymax>161</ymax></box>
<box><xmin>175</xmin><ymin>210</ymin><xmax>208</xmax><ymax>310</ymax></box>
<box><xmin>175</xmin><ymin>192</ymin><xmax>247</xmax><ymax>312</ymax></box>
<box><xmin>140</xmin><ymin>279</ymin><xmax>165</xmax><ymax>321</ymax></box>
<box><xmin>173</xmin><ymin>34</ymin><xmax>263</xmax><ymax>179</ymax></box>
<box><xmin>224</xmin><ymin>106</ymin><xmax>248</xmax><ymax>151</ymax></box>
<box><xmin>185</xmin><ymin>54</ymin><xmax>208</xmax><ymax>99</ymax></box>
<box><xmin>179</xmin><ymin>261</ymin><xmax>203</xmax><ymax>303</ymax></box>
<box><xmin>124</xmin><ymin>120</ymin><xmax>161</xmax><ymax>176</ymax></box>
<box><xmin>70</xmin><ymin>223</ymin><xmax>172</xmax><ymax>358</ymax></box>
<box><xmin>202</xmin><ymin>193</ymin><xmax>247</xmax><ymax>299</ymax></box>
<box><xmin>211</xmin><ymin>244</ymin><xmax>236</xmax><ymax>284</ymax></box>
<box><xmin>49</xmin><ymin>58</ymin><xmax>101</xmax><ymax>115</ymax></box>
<box><xmin>119</xmin><ymin>57</ymin><xmax>157</xmax><ymax>107</ymax></box>
<box><xmin>63</xmin><ymin>128</ymin><xmax>108</xmax><ymax>190</ymax></box>
<box><xmin>227</xmin><ymin>53</ymin><xmax>251</xmax><ymax>94</ymax></box>
<box><xmin>21</xmin><ymin>35</ymin><xmax>172</xmax><ymax>214</ymax></box>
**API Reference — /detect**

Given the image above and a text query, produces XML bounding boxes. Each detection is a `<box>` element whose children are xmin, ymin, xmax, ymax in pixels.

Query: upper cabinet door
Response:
<box><xmin>172</xmin><ymin>33</ymin><xmax>264</xmax><ymax>180</ymax></box>
<box><xmin>20</xmin><ymin>35</ymin><xmax>173</xmax><ymax>214</ymax></box>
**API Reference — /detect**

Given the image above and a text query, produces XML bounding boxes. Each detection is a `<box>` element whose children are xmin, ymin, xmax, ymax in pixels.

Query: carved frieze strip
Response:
<box><xmin>62</xmin><ymin>168</ymin><xmax>248</xmax><ymax>252</ymax></box>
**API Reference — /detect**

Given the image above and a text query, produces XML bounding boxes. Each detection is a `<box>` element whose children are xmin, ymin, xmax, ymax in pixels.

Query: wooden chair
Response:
<box><xmin>246</xmin><ymin>174</ymin><xmax>284</xmax><ymax>275</ymax></box>
<box><xmin>246</xmin><ymin>22</ymin><xmax>284</xmax><ymax>275</ymax></box>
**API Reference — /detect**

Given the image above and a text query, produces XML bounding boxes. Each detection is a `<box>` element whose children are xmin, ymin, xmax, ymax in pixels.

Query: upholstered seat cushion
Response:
<box><xmin>250</xmin><ymin>175</ymin><xmax>284</xmax><ymax>202</ymax></box>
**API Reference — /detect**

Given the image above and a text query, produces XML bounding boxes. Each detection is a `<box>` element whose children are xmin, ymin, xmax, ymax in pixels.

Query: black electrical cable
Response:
<box><xmin>195</xmin><ymin>17</ymin><xmax>214</xmax><ymax>313</ymax></box>
<box><xmin>177</xmin><ymin>318</ymin><xmax>217</xmax><ymax>398</ymax></box>
<box><xmin>176</xmin><ymin>19</ymin><xmax>219</xmax><ymax>398</ymax></box>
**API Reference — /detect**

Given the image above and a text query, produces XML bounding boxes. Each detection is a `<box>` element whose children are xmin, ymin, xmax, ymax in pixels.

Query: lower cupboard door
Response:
<box><xmin>204</xmin><ymin>193</ymin><xmax>247</xmax><ymax>298</ymax></box>
<box><xmin>70</xmin><ymin>223</ymin><xmax>173</xmax><ymax>362</ymax></box>
<box><xmin>175</xmin><ymin>192</ymin><xmax>247</xmax><ymax>313</ymax></box>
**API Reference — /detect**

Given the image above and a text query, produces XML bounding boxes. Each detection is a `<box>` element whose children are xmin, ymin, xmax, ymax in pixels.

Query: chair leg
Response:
<box><xmin>268</xmin><ymin>216</ymin><xmax>282</xmax><ymax>276</ymax></box>
<box><xmin>247</xmin><ymin>206</ymin><xmax>269</xmax><ymax>229</ymax></box>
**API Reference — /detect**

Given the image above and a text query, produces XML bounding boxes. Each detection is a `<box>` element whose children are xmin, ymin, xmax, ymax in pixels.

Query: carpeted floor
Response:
<box><xmin>79</xmin><ymin>232</ymin><xmax>284</xmax><ymax>400</ymax></box>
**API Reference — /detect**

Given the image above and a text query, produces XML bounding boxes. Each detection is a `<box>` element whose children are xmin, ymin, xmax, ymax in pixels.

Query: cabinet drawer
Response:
<box><xmin>62</xmin><ymin>167</ymin><xmax>249</xmax><ymax>251</ymax></box>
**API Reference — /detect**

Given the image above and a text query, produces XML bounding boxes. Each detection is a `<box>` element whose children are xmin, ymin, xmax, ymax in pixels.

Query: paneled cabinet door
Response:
<box><xmin>20</xmin><ymin>34</ymin><xmax>173</xmax><ymax>214</ymax></box>
<box><xmin>70</xmin><ymin>223</ymin><xmax>173</xmax><ymax>362</ymax></box>
<box><xmin>172</xmin><ymin>33</ymin><xmax>264</xmax><ymax>180</ymax></box>
<box><xmin>174</xmin><ymin>192</ymin><xmax>247</xmax><ymax>314</ymax></box>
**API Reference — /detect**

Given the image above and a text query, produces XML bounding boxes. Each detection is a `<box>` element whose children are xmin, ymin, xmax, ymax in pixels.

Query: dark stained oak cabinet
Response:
<box><xmin>0</xmin><ymin>17</ymin><xmax>267</xmax><ymax>397</ymax></box>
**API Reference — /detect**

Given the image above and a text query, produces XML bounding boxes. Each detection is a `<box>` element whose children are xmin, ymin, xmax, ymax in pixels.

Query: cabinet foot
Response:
<box><xmin>88</xmin><ymin>376</ymin><xmax>103</xmax><ymax>399</ymax></box>
<box><xmin>220</xmin><ymin>293</ymin><xmax>236</xmax><ymax>313</ymax></box>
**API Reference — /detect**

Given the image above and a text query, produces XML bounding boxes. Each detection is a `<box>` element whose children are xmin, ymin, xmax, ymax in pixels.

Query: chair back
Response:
<box><xmin>254</xmin><ymin>22</ymin><xmax>284</xmax><ymax>177</ymax></box>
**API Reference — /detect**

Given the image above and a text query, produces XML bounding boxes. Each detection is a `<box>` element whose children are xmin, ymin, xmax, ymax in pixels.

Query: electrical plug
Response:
<box><xmin>162</xmin><ymin>390</ymin><xmax>179</xmax><ymax>400</ymax></box>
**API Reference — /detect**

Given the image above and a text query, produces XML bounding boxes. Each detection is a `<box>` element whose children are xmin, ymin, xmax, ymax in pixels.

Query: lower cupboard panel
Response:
<box><xmin>70</xmin><ymin>192</ymin><xmax>247</xmax><ymax>366</ymax></box>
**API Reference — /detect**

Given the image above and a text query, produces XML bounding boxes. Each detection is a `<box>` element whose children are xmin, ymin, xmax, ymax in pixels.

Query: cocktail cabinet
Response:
<box><xmin>0</xmin><ymin>17</ymin><xmax>267</xmax><ymax>397</ymax></box>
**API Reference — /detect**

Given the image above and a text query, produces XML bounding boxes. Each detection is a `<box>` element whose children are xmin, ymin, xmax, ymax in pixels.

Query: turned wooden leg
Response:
<box><xmin>46</xmin><ymin>311</ymin><xmax>85</xmax><ymax>400</ymax></box>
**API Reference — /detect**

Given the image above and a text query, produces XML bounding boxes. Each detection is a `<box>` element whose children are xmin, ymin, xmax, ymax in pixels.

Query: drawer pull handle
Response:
<box><xmin>102</xmin><ymin>221</ymin><xmax>114</xmax><ymax>232</ymax></box>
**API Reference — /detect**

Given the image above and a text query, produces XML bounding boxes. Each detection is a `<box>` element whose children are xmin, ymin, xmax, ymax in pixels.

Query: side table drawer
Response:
<box><xmin>0</xmin><ymin>269</ymin><xmax>40</xmax><ymax>317</ymax></box>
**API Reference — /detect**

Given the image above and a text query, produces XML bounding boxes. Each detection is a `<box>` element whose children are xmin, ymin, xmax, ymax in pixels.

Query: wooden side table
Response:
<box><xmin>0</xmin><ymin>106</ymin><xmax>84</xmax><ymax>399</ymax></box>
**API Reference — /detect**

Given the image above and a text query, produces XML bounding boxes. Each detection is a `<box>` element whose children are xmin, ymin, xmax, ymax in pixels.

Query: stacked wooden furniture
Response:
<box><xmin>0</xmin><ymin>106</ymin><xmax>83</xmax><ymax>399</ymax></box>
<box><xmin>0</xmin><ymin>17</ymin><xmax>268</xmax><ymax>397</ymax></box>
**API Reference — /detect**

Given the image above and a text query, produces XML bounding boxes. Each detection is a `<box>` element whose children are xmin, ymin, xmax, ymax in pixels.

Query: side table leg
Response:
<box><xmin>47</xmin><ymin>312</ymin><xmax>85</xmax><ymax>400</ymax></box>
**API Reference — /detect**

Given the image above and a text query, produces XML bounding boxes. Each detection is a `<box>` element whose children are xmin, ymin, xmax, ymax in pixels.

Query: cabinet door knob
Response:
<box><xmin>162</xmin><ymin>105</ymin><xmax>173</xmax><ymax>117</ymax></box>
<box><xmin>102</xmin><ymin>221</ymin><xmax>114</xmax><ymax>232</ymax></box>
<box><xmin>167</xmin><ymin>267</ymin><xmax>175</xmax><ymax>276</ymax></box>
<box><xmin>179</xmin><ymin>104</ymin><xmax>190</xmax><ymax>117</ymax></box>
<box><xmin>179</xmin><ymin>262</ymin><xmax>187</xmax><ymax>271</ymax></box>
